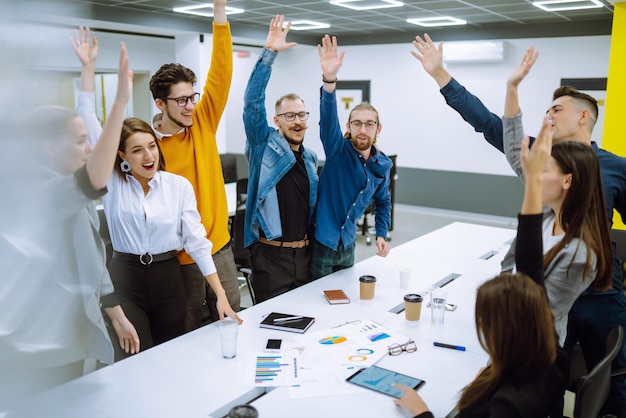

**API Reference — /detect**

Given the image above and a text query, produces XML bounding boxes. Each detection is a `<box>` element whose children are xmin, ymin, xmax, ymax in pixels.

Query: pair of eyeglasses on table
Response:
<box><xmin>388</xmin><ymin>340</ymin><xmax>417</xmax><ymax>356</ymax></box>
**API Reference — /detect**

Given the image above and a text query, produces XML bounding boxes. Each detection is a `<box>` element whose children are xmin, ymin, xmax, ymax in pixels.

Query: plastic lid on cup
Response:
<box><xmin>404</xmin><ymin>293</ymin><xmax>423</xmax><ymax>302</ymax></box>
<box><xmin>359</xmin><ymin>275</ymin><xmax>377</xmax><ymax>283</ymax></box>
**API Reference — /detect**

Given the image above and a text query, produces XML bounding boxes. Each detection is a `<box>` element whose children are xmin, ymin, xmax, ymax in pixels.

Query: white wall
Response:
<box><xmin>224</xmin><ymin>35</ymin><xmax>611</xmax><ymax>177</ymax></box>
<box><xmin>25</xmin><ymin>20</ymin><xmax>610</xmax><ymax>179</ymax></box>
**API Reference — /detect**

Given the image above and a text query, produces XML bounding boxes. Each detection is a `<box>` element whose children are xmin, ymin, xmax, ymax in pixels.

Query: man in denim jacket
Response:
<box><xmin>242</xmin><ymin>15</ymin><xmax>318</xmax><ymax>303</ymax></box>
<box><xmin>411</xmin><ymin>33</ymin><xmax>626</xmax><ymax>418</ymax></box>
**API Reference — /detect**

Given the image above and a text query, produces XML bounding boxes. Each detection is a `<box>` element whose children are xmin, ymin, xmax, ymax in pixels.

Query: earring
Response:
<box><xmin>120</xmin><ymin>160</ymin><xmax>131</xmax><ymax>173</ymax></box>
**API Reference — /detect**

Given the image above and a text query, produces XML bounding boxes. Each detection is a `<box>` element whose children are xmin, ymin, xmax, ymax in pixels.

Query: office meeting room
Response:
<box><xmin>2</xmin><ymin>0</ymin><xmax>626</xmax><ymax>417</ymax></box>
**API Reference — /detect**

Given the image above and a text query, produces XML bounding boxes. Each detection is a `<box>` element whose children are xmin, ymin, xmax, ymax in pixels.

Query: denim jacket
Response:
<box><xmin>242</xmin><ymin>48</ymin><xmax>318</xmax><ymax>248</ymax></box>
<box><xmin>314</xmin><ymin>88</ymin><xmax>392</xmax><ymax>250</ymax></box>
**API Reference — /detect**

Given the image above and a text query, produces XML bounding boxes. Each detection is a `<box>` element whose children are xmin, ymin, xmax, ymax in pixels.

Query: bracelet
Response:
<box><xmin>323</xmin><ymin>77</ymin><xmax>337</xmax><ymax>84</ymax></box>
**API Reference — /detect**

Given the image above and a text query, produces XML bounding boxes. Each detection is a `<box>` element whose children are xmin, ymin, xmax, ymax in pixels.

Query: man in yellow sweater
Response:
<box><xmin>149</xmin><ymin>0</ymin><xmax>240</xmax><ymax>331</ymax></box>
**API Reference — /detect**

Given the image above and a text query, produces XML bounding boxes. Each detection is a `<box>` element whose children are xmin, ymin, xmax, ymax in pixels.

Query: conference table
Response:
<box><xmin>10</xmin><ymin>222</ymin><xmax>516</xmax><ymax>418</ymax></box>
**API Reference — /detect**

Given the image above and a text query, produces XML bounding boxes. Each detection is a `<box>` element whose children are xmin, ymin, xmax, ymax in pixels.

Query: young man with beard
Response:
<box><xmin>148</xmin><ymin>0</ymin><xmax>240</xmax><ymax>330</ymax></box>
<box><xmin>311</xmin><ymin>34</ymin><xmax>392</xmax><ymax>280</ymax></box>
<box><xmin>242</xmin><ymin>15</ymin><xmax>319</xmax><ymax>302</ymax></box>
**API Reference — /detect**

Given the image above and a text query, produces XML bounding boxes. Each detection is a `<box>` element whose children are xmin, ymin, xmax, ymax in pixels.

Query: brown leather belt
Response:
<box><xmin>259</xmin><ymin>236</ymin><xmax>309</xmax><ymax>249</ymax></box>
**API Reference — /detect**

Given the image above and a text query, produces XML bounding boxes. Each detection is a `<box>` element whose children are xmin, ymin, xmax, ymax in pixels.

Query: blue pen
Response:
<box><xmin>433</xmin><ymin>342</ymin><xmax>466</xmax><ymax>351</ymax></box>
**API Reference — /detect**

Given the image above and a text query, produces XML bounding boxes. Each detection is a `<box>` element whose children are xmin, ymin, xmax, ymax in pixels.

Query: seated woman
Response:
<box><xmin>500</xmin><ymin>47</ymin><xmax>613</xmax><ymax>346</ymax></box>
<box><xmin>393</xmin><ymin>115</ymin><xmax>569</xmax><ymax>417</ymax></box>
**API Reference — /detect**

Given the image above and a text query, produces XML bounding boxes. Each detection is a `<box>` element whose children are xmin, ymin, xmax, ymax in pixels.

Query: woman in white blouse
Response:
<box><xmin>102</xmin><ymin>118</ymin><xmax>241</xmax><ymax>355</ymax></box>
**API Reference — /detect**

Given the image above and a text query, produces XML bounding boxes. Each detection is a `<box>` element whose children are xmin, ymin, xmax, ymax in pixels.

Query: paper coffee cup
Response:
<box><xmin>359</xmin><ymin>275</ymin><xmax>376</xmax><ymax>300</ymax></box>
<box><xmin>404</xmin><ymin>294</ymin><xmax>423</xmax><ymax>321</ymax></box>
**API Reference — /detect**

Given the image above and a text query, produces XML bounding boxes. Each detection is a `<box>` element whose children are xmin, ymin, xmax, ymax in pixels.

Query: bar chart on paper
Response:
<box><xmin>247</xmin><ymin>353</ymin><xmax>300</xmax><ymax>387</ymax></box>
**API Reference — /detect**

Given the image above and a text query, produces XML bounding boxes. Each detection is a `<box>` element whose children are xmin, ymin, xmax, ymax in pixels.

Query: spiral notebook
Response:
<box><xmin>259</xmin><ymin>312</ymin><xmax>315</xmax><ymax>334</ymax></box>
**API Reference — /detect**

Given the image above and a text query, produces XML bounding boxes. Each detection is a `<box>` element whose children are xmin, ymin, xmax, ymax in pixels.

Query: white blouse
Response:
<box><xmin>103</xmin><ymin>171</ymin><xmax>216</xmax><ymax>276</ymax></box>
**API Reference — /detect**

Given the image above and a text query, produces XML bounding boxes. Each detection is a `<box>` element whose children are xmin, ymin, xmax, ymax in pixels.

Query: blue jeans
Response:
<box><xmin>310</xmin><ymin>239</ymin><xmax>355</xmax><ymax>280</ymax></box>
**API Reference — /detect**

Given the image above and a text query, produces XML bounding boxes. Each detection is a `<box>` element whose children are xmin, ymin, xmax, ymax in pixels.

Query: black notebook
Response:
<box><xmin>259</xmin><ymin>312</ymin><xmax>315</xmax><ymax>334</ymax></box>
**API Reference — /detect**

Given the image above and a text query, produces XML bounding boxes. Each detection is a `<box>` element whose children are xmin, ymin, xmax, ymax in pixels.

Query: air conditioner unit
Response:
<box><xmin>443</xmin><ymin>40</ymin><xmax>505</xmax><ymax>63</ymax></box>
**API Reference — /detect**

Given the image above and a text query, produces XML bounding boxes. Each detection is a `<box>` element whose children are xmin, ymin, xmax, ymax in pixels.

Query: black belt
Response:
<box><xmin>112</xmin><ymin>250</ymin><xmax>178</xmax><ymax>266</ymax></box>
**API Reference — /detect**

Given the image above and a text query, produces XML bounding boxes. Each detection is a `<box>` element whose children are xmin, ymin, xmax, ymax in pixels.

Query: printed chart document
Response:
<box><xmin>245</xmin><ymin>352</ymin><xmax>301</xmax><ymax>387</ymax></box>
<box><xmin>283</xmin><ymin>319</ymin><xmax>409</xmax><ymax>399</ymax></box>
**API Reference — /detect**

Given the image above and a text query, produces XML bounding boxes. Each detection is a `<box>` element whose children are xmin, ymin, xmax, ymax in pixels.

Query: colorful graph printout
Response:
<box><xmin>319</xmin><ymin>336</ymin><xmax>347</xmax><ymax>345</ymax></box>
<box><xmin>247</xmin><ymin>353</ymin><xmax>300</xmax><ymax>387</ymax></box>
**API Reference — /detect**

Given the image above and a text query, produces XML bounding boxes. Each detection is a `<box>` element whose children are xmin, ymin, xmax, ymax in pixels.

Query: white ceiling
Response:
<box><xmin>19</xmin><ymin>0</ymin><xmax>615</xmax><ymax>44</ymax></box>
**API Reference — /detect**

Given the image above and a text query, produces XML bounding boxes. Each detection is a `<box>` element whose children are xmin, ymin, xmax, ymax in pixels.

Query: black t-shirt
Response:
<box><xmin>275</xmin><ymin>148</ymin><xmax>310</xmax><ymax>241</ymax></box>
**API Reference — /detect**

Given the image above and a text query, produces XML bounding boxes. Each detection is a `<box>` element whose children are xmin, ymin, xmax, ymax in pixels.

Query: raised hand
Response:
<box><xmin>115</xmin><ymin>42</ymin><xmax>133</xmax><ymax>107</ymax></box>
<box><xmin>317</xmin><ymin>34</ymin><xmax>345</xmax><ymax>81</ymax></box>
<box><xmin>410</xmin><ymin>34</ymin><xmax>451</xmax><ymax>88</ymax></box>
<box><xmin>70</xmin><ymin>25</ymin><xmax>98</xmax><ymax>68</ymax></box>
<box><xmin>521</xmin><ymin>115</ymin><xmax>553</xmax><ymax>178</ymax></box>
<box><xmin>265</xmin><ymin>15</ymin><xmax>298</xmax><ymax>53</ymax></box>
<box><xmin>212</xmin><ymin>0</ymin><xmax>227</xmax><ymax>24</ymax></box>
<box><xmin>507</xmin><ymin>46</ymin><xmax>539</xmax><ymax>88</ymax></box>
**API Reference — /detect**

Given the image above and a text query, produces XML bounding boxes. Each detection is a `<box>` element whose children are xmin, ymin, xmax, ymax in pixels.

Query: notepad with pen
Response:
<box><xmin>259</xmin><ymin>312</ymin><xmax>316</xmax><ymax>334</ymax></box>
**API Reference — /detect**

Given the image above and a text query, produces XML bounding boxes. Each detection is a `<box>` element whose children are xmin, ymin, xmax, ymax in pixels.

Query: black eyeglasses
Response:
<box><xmin>349</xmin><ymin>120</ymin><xmax>378</xmax><ymax>130</ymax></box>
<box><xmin>162</xmin><ymin>93</ymin><xmax>200</xmax><ymax>107</ymax></box>
<box><xmin>276</xmin><ymin>111</ymin><xmax>310</xmax><ymax>122</ymax></box>
<box><xmin>388</xmin><ymin>340</ymin><xmax>417</xmax><ymax>356</ymax></box>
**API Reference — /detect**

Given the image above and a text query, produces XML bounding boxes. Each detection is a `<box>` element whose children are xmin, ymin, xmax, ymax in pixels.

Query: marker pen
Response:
<box><xmin>273</xmin><ymin>316</ymin><xmax>303</xmax><ymax>323</ymax></box>
<box><xmin>433</xmin><ymin>342</ymin><xmax>466</xmax><ymax>351</ymax></box>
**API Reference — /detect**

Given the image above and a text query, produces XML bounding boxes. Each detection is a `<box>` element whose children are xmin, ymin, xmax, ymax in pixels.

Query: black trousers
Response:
<box><xmin>250</xmin><ymin>242</ymin><xmax>311</xmax><ymax>303</ymax></box>
<box><xmin>108</xmin><ymin>257</ymin><xmax>186</xmax><ymax>360</ymax></box>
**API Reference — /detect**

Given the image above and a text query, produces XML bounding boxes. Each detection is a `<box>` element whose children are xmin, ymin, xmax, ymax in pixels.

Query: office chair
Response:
<box><xmin>232</xmin><ymin>207</ymin><xmax>256</xmax><ymax>306</ymax></box>
<box><xmin>236</xmin><ymin>178</ymin><xmax>248</xmax><ymax>210</ymax></box>
<box><xmin>571</xmin><ymin>325</ymin><xmax>625</xmax><ymax>418</ymax></box>
<box><xmin>219</xmin><ymin>154</ymin><xmax>238</xmax><ymax>184</ymax></box>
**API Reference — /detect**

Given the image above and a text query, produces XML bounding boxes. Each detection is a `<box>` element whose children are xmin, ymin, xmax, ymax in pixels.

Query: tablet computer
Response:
<box><xmin>346</xmin><ymin>365</ymin><xmax>425</xmax><ymax>398</ymax></box>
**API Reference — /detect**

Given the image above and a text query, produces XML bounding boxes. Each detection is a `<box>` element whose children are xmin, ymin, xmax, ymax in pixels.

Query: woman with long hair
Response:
<box><xmin>394</xmin><ymin>116</ymin><xmax>569</xmax><ymax>418</ymax></box>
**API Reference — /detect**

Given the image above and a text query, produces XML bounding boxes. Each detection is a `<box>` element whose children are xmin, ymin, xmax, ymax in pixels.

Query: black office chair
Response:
<box><xmin>219</xmin><ymin>154</ymin><xmax>238</xmax><ymax>184</ymax></box>
<box><xmin>570</xmin><ymin>325</ymin><xmax>625</xmax><ymax>418</ymax></box>
<box><xmin>232</xmin><ymin>207</ymin><xmax>256</xmax><ymax>306</ymax></box>
<box><xmin>236</xmin><ymin>178</ymin><xmax>248</xmax><ymax>210</ymax></box>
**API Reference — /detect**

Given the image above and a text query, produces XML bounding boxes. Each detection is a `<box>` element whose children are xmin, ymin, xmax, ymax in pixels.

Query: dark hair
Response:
<box><xmin>274</xmin><ymin>93</ymin><xmax>304</xmax><ymax>113</ymax></box>
<box><xmin>553</xmin><ymin>86</ymin><xmax>599</xmax><ymax>127</ymax></box>
<box><xmin>149</xmin><ymin>63</ymin><xmax>197</xmax><ymax>100</ymax></box>
<box><xmin>458</xmin><ymin>273</ymin><xmax>556</xmax><ymax>410</ymax></box>
<box><xmin>114</xmin><ymin>118</ymin><xmax>166</xmax><ymax>179</ymax></box>
<box><xmin>543</xmin><ymin>141</ymin><xmax>613</xmax><ymax>290</ymax></box>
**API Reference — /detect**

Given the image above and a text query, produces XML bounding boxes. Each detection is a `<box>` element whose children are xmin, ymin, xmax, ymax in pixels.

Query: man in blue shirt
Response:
<box><xmin>242</xmin><ymin>15</ymin><xmax>318</xmax><ymax>302</ymax></box>
<box><xmin>311</xmin><ymin>35</ymin><xmax>392</xmax><ymax>280</ymax></box>
<box><xmin>412</xmin><ymin>33</ymin><xmax>626</xmax><ymax>417</ymax></box>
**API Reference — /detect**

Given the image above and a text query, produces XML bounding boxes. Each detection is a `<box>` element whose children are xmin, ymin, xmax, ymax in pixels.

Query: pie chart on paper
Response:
<box><xmin>319</xmin><ymin>336</ymin><xmax>347</xmax><ymax>345</ymax></box>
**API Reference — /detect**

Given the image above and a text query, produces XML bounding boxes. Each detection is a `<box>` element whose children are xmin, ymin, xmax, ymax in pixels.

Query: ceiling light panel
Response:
<box><xmin>532</xmin><ymin>0</ymin><xmax>604</xmax><ymax>12</ymax></box>
<box><xmin>406</xmin><ymin>16</ymin><xmax>468</xmax><ymax>27</ymax></box>
<box><xmin>329</xmin><ymin>0</ymin><xmax>404</xmax><ymax>11</ymax></box>
<box><xmin>289</xmin><ymin>20</ymin><xmax>331</xmax><ymax>31</ymax></box>
<box><xmin>173</xmin><ymin>4</ymin><xmax>245</xmax><ymax>18</ymax></box>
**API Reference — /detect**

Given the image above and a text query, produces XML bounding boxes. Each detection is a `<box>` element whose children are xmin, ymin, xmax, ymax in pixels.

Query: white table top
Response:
<box><xmin>10</xmin><ymin>222</ymin><xmax>516</xmax><ymax>418</ymax></box>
